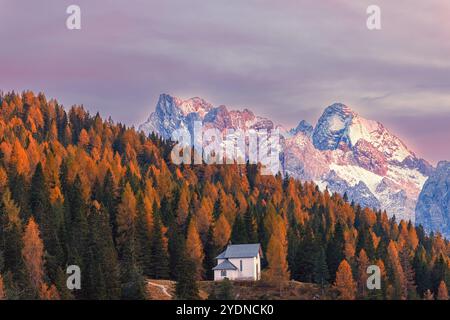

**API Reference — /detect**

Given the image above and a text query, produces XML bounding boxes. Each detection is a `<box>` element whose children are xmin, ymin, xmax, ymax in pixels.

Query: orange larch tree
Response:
<box><xmin>22</xmin><ymin>217</ymin><xmax>58</xmax><ymax>299</ymax></box>
<box><xmin>437</xmin><ymin>281</ymin><xmax>449</xmax><ymax>300</ymax></box>
<box><xmin>334</xmin><ymin>259</ymin><xmax>357</xmax><ymax>300</ymax></box>
<box><xmin>0</xmin><ymin>275</ymin><xmax>5</xmax><ymax>300</ymax></box>
<box><xmin>186</xmin><ymin>219</ymin><xmax>205</xmax><ymax>280</ymax></box>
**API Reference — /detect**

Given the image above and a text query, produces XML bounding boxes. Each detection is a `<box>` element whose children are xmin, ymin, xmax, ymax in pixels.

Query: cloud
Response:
<box><xmin>0</xmin><ymin>0</ymin><xmax>449</xmax><ymax>161</ymax></box>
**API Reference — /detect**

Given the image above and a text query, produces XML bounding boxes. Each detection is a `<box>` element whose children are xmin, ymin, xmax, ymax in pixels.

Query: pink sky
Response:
<box><xmin>1</xmin><ymin>0</ymin><xmax>450</xmax><ymax>164</ymax></box>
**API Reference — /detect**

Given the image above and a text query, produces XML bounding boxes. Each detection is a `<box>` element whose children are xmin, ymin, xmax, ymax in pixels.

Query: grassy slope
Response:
<box><xmin>146</xmin><ymin>279</ymin><xmax>338</xmax><ymax>300</ymax></box>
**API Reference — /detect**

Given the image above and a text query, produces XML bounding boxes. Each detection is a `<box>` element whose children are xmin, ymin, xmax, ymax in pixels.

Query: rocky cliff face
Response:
<box><xmin>415</xmin><ymin>161</ymin><xmax>450</xmax><ymax>237</ymax></box>
<box><xmin>140</xmin><ymin>94</ymin><xmax>434</xmax><ymax>223</ymax></box>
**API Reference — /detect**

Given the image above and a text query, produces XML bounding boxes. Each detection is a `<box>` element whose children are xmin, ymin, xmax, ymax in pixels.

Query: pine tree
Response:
<box><xmin>313</xmin><ymin>247</ymin><xmax>329</xmax><ymax>290</ymax></box>
<box><xmin>203</xmin><ymin>225</ymin><xmax>218</xmax><ymax>280</ymax></box>
<box><xmin>65</xmin><ymin>175</ymin><xmax>89</xmax><ymax>274</ymax></box>
<box><xmin>102</xmin><ymin>170</ymin><xmax>118</xmax><ymax>240</ymax></box>
<box><xmin>168</xmin><ymin>221</ymin><xmax>185</xmax><ymax>280</ymax></box>
<box><xmin>115</xmin><ymin>183</ymin><xmax>145</xmax><ymax>299</ymax></box>
<box><xmin>135</xmin><ymin>194</ymin><xmax>153</xmax><ymax>276</ymax></box>
<box><xmin>175</xmin><ymin>256</ymin><xmax>199</xmax><ymax>300</ymax></box>
<box><xmin>327</xmin><ymin>223</ymin><xmax>345</xmax><ymax>281</ymax></box>
<box><xmin>334</xmin><ymin>259</ymin><xmax>357</xmax><ymax>300</ymax></box>
<box><xmin>230</xmin><ymin>214</ymin><xmax>248</xmax><ymax>244</ymax></box>
<box><xmin>149</xmin><ymin>212</ymin><xmax>169</xmax><ymax>279</ymax></box>
<box><xmin>431</xmin><ymin>254</ymin><xmax>450</xmax><ymax>295</ymax></box>
<box><xmin>30</xmin><ymin>163</ymin><xmax>49</xmax><ymax>224</ymax></box>
<box><xmin>244</xmin><ymin>206</ymin><xmax>258</xmax><ymax>243</ymax></box>
<box><xmin>54</xmin><ymin>267</ymin><xmax>74</xmax><ymax>300</ymax></box>
<box><xmin>296</xmin><ymin>230</ymin><xmax>317</xmax><ymax>283</ymax></box>
<box><xmin>211</xmin><ymin>278</ymin><xmax>234</xmax><ymax>300</ymax></box>
<box><xmin>85</xmin><ymin>202</ymin><xmax>121</xmax><ymax>299</ymax></box>
<box><xmin>413</xmin><ymin>245</ymin><xmax>431</xmax><ymax>297</ymax></box>
<box><xmin>0</xmin><ymin>189</ymin><xmax>28</xmax><ymax>295</ymax></box>
<box><xmin>30</xmin><ymin>162</ymin><xmax>63</xmax><ymax>283</ymax></box>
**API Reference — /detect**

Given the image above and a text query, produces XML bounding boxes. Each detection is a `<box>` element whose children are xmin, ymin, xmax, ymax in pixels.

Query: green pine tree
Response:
<box><xmin>230</xmin><ymin>214</ymin><xmax>247</xmax><ymax>244</ymax></box>
<box><xmin>175</xmin><ymin>256</ymin><xmax>199</xmax><ymax>300</ymax></box>
<box><xmin>149</xmin><ymin>212</ymin><xmax>169</xmax><ymax>279</ymax></box>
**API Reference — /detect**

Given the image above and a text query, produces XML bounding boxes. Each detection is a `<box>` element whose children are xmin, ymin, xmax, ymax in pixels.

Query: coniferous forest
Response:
<box><xmin>0</xmin><ymin>91</ymin><xmax>449</xmax><ymax>300</ymax></box>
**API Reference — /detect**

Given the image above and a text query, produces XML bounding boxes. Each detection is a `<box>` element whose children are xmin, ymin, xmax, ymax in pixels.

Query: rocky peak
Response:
<box><xmin>312</xmin><ymin>103</ymin><xmax>355</xmax><ymax>150</ymax></box>
<box><xmin>290</xmin><ymin>120</ymin><xmax>313</xmax><ymax>137</ymax></box>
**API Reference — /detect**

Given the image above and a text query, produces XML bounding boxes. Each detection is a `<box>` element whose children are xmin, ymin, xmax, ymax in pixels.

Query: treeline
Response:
<box><xmin>0</xmin><ymin>91</ymin><xmax>449</xmax><ymax>300</ymax></box>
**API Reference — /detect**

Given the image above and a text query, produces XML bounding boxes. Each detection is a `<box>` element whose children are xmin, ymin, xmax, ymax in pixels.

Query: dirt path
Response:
<box><xmin>147</xmin><ymin>281</ymin><xmax>172</xmax><ymax>298</ymax></box>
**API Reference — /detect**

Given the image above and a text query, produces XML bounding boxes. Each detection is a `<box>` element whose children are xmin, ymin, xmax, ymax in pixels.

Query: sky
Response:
<box><xmin>1</xmin><ymin>0</ymin><xmax>450</xmax><ymax>164</ymax></box>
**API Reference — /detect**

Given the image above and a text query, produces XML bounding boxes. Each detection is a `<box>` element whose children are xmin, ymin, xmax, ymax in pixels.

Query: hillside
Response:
<box><xmin>146</xmin><ymin>279</ymin><xmax>336</xmax><ymax>300</ymax></box>
<box><xmin>0</xmin><ymin>90</ymin><xmax>449</xmax><ymax>300</ymax></box>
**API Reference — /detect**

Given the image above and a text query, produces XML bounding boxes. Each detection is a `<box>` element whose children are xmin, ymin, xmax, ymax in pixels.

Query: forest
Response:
<box><xmin>0</xmin><ymin>90</ymin><xmax>449</xmax><ymax>300</ymax></box>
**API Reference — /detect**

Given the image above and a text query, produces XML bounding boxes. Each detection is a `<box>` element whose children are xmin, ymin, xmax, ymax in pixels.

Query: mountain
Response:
<box><xmin>415</xmin><ymin>161</ymin><xmax>450</xmax><ymax>237</ymax></box>
<box><xmin>285</xmin><ymin>103</ymin><xmax>433</xmax><ymax>222</ymax></box>
<box><xmin>139</xmin><ymin>94</ymin><xmax>275</xmax><ymax>140</ymax></box>
<box><xmin>140</xmin><ymin>94</ymin><xmax>433</xmax><ymax>222</ymax></box>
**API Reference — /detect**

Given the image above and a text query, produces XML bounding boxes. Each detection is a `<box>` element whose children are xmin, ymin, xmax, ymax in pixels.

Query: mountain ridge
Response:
<box><xmin>139</xmin><ymin>93</ymin><xmax>434</xmax><ymax>222</ymax></box>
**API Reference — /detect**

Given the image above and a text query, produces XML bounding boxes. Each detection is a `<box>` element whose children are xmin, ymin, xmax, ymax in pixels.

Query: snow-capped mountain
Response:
<box><xmin>139</xmin><ymin>94</ymin><xmax>434</xmax><ymax>222</ymax></box>
<box><xmin>415</xmin><ymin>161</ymin><xmax>450</xmax><ymax>238</ymax></box>
<box><xmin>285</xmin><ymin>103</ymin><xmax>432</xmax><ymax>222</ymax></box>
<box><xmin>139</xmin><ymin>94</ymin><xmax>275</xmax><ymax>139</ymax></box>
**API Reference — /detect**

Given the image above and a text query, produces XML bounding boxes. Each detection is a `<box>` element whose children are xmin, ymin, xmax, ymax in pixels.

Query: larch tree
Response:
<box><xmin>437</xmin><ymin>280</ymin><xmax>449</xmax><ymax>300</ymax></box>
<box><xmin>116</xmin><ymin>183</ymin><xmax>137</xmax><ymax>249</ymax></box>
<box><xmin>22</xmin><ymin>217</ymin><xmax>57</xmax><ymax>299</ymax></box>
<box><xmin>264</xmin><ymin>205</ymin><xmax>289</xmax><ymax>285</ymax></box>
<box><xmin>357</xmin><ymin>249</ymin><xmax>370</xmax><ymax>299</ymax></box>
<box><xmin>185</xmin><ymin>219</ymin><xmax>205</xmax><ymax>280</ymax></box>
<box><xmin>387</xmin><ymin>241</ymin><xmax>407</xmax><ymax>300</ymax></box>
<box><xmin>265</xmin><ymin>235</ymin><xmax>290</xmax><ymax>283</ymax></box>
<box><xmin>195</xmin><ymin>196</ymin><xmax>213</xmax><ymax>239</ymax></box>
<box><xmin>399</xmin><ymin>246</ymin><xmax>418</xmax><ymax>299</ymax></box>
<box><xmin>0</xmin><ymin>275</ymin><xmax>5</xmax><ymax>300</ymax></box>
<box><xmin>10</xmin><ymin>139</ymin><xmax>30</xmax><ymax>177</ymax></box>
<box><xmin>334</xmin><ymin>259</ymin><xmax>357</xmax><ymax>300</ymax></box>
<box><xmin>176</xmin><ymin>183</ymin><xmax>190</xmax><ymax>226</ymax></box>
<box><xmin>213</xmin><ymin>214</ymin><xmax>231</xmax><ymax>249</ymax></box>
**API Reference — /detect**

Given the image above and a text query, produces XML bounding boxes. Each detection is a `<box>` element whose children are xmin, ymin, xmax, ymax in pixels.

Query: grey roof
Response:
<box><xmin>215</xmin><ymin>243</ymin><xmax>261</xmax><ymax>259</ymax></box>
<box><xmin>216</xmin><ymin>250</ymin><xmax>226</xmax><ymax>259</ymax></box>
<box><xmin>212</xmin><ymin>259</ymin><xmax>237</xmax><ymax>271</ymax></box>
